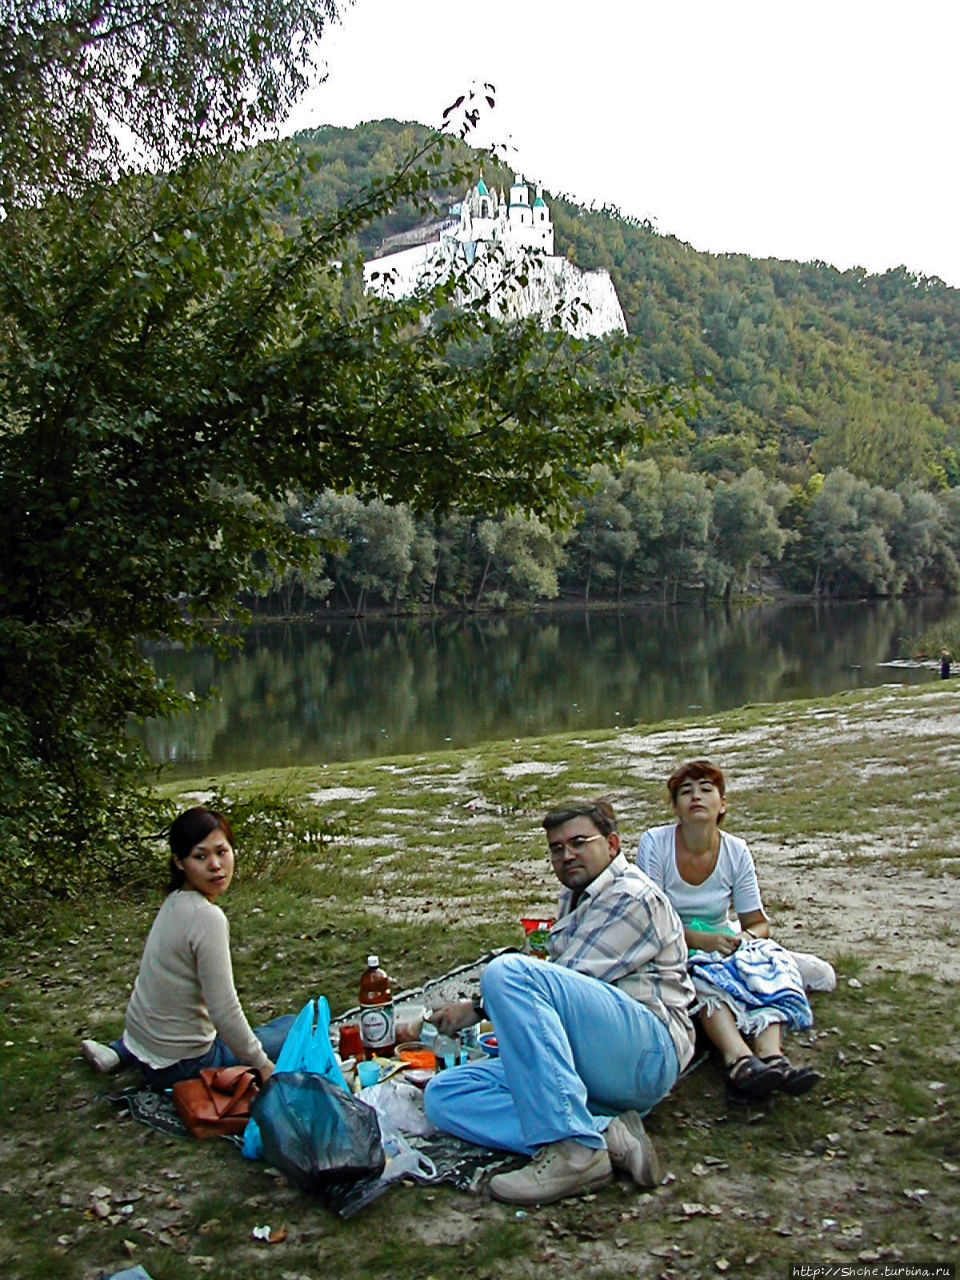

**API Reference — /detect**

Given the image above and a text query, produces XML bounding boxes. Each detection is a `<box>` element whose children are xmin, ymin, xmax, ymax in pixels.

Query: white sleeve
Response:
<box><xmin>636</xmin><ymin>826</ymin><xmax>666</xmax><ymax>888</ymax></box>
<box><xmin>729</xmin><ymin>837</ymin><xmax>767</xmax><ymax>919</ymax></box>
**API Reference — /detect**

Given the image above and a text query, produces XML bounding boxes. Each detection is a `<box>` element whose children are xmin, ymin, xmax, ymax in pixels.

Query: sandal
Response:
<box><xmin>760</xmin><ymin>1054</ymin><xmax>823</xmax><ymax>1097</ymax></box>
<box><xmin>724</xmin><ymin>1054</ymin><xmax>780</xmax><ymax>1103</ymax></box>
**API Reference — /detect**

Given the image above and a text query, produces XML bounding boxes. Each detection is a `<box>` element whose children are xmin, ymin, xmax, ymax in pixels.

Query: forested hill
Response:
<box><xmin>290</xmin><ymin>119</ymin><xmax>960</xmax><ymax>494</ymax></box>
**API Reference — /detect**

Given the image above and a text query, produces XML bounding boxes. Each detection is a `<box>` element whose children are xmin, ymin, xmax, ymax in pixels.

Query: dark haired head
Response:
<box><xmin>542</xmin><ymin>798</ymin><xmax>618</xmax><ymax>837</ymax></box>
<box><xmin>667</xmin><ymin>760</ymin><xmax>726</xmax><ymax>823</ymax></box>
<box><xmin>166</xmin><ymin>807</ymin><xmax>234</xmax><ymax>891</ymax></box>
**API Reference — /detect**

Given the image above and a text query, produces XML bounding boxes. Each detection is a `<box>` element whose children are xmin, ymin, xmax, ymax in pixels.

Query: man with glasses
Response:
<box><xmin>424</xmin><ymin>799</ymin><xmax>695</xmax><ymax>1206</ymax></box>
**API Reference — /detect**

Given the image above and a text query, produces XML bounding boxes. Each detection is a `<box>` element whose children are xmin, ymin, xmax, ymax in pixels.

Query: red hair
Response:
<box><xmin>667</xmin><ymin>760</ymin><xmax>726</xmax><ymax>822</ymax></box>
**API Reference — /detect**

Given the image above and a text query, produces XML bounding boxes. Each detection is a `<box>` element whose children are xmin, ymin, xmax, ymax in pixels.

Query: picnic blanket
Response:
<box><xmin>99</xmin><ymin>948</ymin><xmax>702</xmax><ymax>1216</ymax></box>
<box><xmin>104</xmin><ymin>1082</ymin><xmax>517</xmax><ymax>1216</ymax></box>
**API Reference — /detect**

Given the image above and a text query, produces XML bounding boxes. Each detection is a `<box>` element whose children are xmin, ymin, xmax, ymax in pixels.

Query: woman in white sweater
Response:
<box><xmin>637</xmin><ymin>761</ymin><xmax>821</xmax><ymax>1104</ymax></box>
<box><xmin>82</xmin><ymin>807</ymin><xmax>292</xmax><ymax>1088</ymax></box>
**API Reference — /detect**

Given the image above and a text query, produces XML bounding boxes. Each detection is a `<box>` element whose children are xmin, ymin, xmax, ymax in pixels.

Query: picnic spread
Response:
<box><xmin>105</xmin><ymin>951</ymin><xmax>522</xmax><ymax>1217</ymax></box>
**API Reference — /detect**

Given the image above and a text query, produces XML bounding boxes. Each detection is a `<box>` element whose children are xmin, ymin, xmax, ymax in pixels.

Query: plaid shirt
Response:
<box><xmin>548</xmin><ymin>853</ymin><xmax>696</xmax><ymax>1069</ymax></box>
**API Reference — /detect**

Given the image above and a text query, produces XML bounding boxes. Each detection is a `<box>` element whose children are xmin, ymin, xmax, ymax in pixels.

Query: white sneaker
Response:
<box><xmin>81</xmin><ymin>1039</ymin><xmax>120</xmax><ymax>1074</ymax></box>
<box><xmin>604</xmin><ymin>1111</ymin><xmax>663</xmax><ymax>1188</ymax></box>
<box><xmin>488</xmin><ymin>1140</ymin><xmax>612</xmax><ymax>1205</ymax></box>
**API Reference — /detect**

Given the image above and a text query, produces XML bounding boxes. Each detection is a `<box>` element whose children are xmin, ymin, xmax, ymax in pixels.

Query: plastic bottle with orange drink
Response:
<box><xmin>359</xmin><ymin>954</ymin><xmax>396</xmax><ymax>1058</ymax></box>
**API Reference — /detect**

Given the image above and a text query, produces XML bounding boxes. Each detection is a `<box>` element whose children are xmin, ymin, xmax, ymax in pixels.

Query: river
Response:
<box><xmin>140</xmin><ymin>598</ymin><xmax>959</xmax><ymax>776</ymax></box>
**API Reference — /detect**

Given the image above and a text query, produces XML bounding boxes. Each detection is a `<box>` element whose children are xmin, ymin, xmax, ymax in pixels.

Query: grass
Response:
<box><xmin>1</xmin><ymin>682</ymin><xmax>959</xmax><ymax>1278</ymax></box>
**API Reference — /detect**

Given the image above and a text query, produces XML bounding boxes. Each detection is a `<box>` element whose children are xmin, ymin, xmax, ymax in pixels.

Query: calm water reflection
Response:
<box><xmin>141</xmin><ymin>599</ymin><xmax>959</xmax><ymax>775</ymax></box>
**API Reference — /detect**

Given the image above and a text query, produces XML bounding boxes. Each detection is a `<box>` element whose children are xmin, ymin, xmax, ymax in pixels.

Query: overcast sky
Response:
<box><xmin>285</xmin><ymin>0</ymin><xmax>960</xmax><ymax>288</ymax></box>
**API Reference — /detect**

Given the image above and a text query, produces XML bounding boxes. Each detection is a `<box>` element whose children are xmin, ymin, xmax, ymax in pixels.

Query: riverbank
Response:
<box><xmin>2</xmin><ymin>682</ymin><xmax>958</xmax><ymax>1277</ymax></box>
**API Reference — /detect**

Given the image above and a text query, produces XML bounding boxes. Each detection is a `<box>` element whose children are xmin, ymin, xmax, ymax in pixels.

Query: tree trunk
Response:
<box><xmin>474</xmin><ymin>554</ymin><xmax>492</xmax><ymax>606</ymax></box>
<box><xmin>336</xmin><ymin>571</ymin><xmax>355</xmax><ymax>614</ymax></box>
<box><xmin>430</xmin><ymin>548</ymin><xmax>441</xmax><ymax>608</ymax></box>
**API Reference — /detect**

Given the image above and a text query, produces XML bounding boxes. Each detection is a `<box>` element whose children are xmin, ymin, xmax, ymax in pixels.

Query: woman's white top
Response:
<box><xmin>636</xmin><ymin>824</ymin><xmax>767</xmax><ymax>931</ymax></box>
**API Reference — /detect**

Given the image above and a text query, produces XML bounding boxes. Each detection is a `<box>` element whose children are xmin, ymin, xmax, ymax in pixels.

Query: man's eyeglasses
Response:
<box><xmin>547</xmin><ymin>833</ymin><xmax>606</xmax><ymax>862</ymax></box>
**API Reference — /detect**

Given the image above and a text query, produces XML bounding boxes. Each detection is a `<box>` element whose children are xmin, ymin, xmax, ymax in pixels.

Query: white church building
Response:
<box><xmin>363</xmin><ymin>175</ymin><xmax>628</xmax><ymax>339</ymax></box>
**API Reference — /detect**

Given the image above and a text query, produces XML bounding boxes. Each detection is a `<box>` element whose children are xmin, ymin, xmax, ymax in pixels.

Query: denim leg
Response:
<box><xmin>109</xmin><ymin>1038</ymin><xmax>138</xmax><ymax>1070</ymax></box>
<box><xmin>246</xmin><ymin>1015</ymin><xmax>297</xmax><ymax>1065</ymax></box>
<box><xmin>131</xmin><ymin>1014</ymin><xmax>297</xmax><ymax>1090</ymax></box>
<box><xmin>479</xmin><ymin>953</ymin><xmax>679</xmax><ymax>1152</ymax></box>
<box><xmin>424</xmin><ymin>1058</ymin><xmax>529</xmax><ymax>1154</ymax></box>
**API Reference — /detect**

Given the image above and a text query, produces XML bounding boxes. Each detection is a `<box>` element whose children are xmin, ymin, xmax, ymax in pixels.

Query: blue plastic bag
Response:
<box><xmin>242</xmin><ymin>996</ymin><xmax>347</xmax><ymax>1160</ymax></box>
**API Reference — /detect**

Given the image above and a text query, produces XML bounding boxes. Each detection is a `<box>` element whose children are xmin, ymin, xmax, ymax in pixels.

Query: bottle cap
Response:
<box><xmin>367</xmin><ymin>954</ymin><xmax>379</xmax><ymax>968</ymax></box>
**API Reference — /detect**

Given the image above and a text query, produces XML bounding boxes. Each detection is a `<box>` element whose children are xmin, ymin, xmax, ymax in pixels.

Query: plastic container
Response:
<box><xmin>394</xmin><ymin>1002</ymin><xmax>427</xmax><ymax>1043</ymax></box>
<box><xmin>396</xmin><ymin>1041</ymin><xmax>437</xmax><ymax>1071</ymax></box>
<box><xmin>478</xmin><ymin>1032</ymin><xmax>499</xmax><ymax>1057</ymax></box>
<box><xmin>433</xmin><ymin>1034</ymin><xmax>458</xmax><ymax>1070</ymax></box>
<box><xmin>357</xmin><ymin>1059</ymin><xmax>381</xmax><ymax>1088</ymax></box>
<box><xmin>359</xmin><ymin>954</ymin><xmax>396</xmax><ymax>1058</ymax></box>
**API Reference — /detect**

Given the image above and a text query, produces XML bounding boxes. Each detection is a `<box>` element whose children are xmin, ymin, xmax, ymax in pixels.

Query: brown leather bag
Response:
<box><xmin>172</xmin><ymin>1065</ymin><xmax>260</xmax><ymax>1139</ymax></box>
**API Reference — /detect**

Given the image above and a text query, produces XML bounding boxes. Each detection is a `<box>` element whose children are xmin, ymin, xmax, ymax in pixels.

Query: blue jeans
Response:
<box><xmin>423</xmin><ymin>953</ymin><xmax>680</xmax><ymax>1155</ymax></box>
<box><xmin>111</xmin><ymin>1015</ymin><xmax>296</xmax><ymax>1090</ymax></box>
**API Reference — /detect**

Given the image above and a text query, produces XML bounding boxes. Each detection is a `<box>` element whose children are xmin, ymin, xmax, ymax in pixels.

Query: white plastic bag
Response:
<box><xmin>361</xmin><ymin>1077</ymin><xmax>437</xmax><ymax>1139</ymax></box>
<box><xmin>791</xmin><ymin>951</ymin><xmax>837</xmax><ymax>992</ymax></box>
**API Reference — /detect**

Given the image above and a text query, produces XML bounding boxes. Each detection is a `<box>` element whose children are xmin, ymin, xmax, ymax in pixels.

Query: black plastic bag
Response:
<box><xmin>250</xmin><ymin>1071</ymin><xmax>385</xmax><ymax>1193</ymax></box>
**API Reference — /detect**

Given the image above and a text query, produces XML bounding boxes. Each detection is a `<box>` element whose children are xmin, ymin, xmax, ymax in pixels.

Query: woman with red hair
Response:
<box><xmin>637</xmin><ymin>761</ymin><xmax>821</xmax><ymax>1104</ymax></box>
